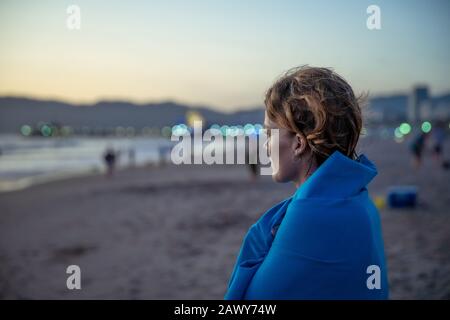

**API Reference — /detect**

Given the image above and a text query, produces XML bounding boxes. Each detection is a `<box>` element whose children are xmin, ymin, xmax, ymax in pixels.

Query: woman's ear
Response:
<box><xmin>293</xmin><ymin>133</ymin><xmax>306</xmax><ymax>158</ymax></box>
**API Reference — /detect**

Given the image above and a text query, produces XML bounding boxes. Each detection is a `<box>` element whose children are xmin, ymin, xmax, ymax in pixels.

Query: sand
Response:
<box><xmin>0</xmin><ymin>137</ymin><xmax>449</xmax><ymax>299</ymax></box>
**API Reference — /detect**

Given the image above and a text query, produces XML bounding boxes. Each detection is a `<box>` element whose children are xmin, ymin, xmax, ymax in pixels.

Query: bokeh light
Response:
<box><xmin>399</xmin><ymin>122</ymin><xmax>412</xmax><ymax>135</ymax></box>
<box><xmin>254</xmin><ymin>124</ymin><xmax>263</xmax><ymax>135</ymax></box>
<box><xmin>244</xmin><ymin>124</ymin><xmax>255</xmax><ymax>135</ymax></box>
<box><xmin>220</xmin><ymin>125</ymin><xmax>229</xmax><ymax>136</ymax></box>
<box><xmin>172</xmin><ymin>124</ymin><xmax>189</xmax><ymax>136</ymax></box>
<box><xmin>161</xmin><ymin>126</ymin><xmax>172</xmax><ymax>138</ymax></box>
<box><xmin>421</xmin><ymin>121</ymin><xmax>432</xmax><ymax>133</ymax></box>
<box><xmin>40</xmin><ymin>124</ymin><xmax>52</xmax><ymax>137</ymax></box>
<box><xmin>394</xmin><ymin>127</ymin><xmax>403</xmax><ymax>139</ymax></box>
<box><xmin>20</xmin><ymin>125</ymin><xmax>32</xmax><ymax>136</ymax></box>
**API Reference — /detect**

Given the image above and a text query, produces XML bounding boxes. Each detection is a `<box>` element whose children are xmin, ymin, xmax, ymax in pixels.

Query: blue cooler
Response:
<box><xmin>387</xmin><ymin>186</ymin><xmax>418</xmax><ymax>208</ymax></box>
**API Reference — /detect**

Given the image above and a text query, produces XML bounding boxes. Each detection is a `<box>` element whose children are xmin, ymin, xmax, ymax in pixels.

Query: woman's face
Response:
<box><xmin>264</xmin><ymin>112</ymin><xmax>307</xmax><ymax>184</ymax></box>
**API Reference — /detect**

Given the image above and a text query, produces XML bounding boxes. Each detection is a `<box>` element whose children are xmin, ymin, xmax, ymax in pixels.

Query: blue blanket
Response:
<box><xmin>225</xmin><ymin>151</ymin><xmax>389</xmax><ymax>300</ymax></box>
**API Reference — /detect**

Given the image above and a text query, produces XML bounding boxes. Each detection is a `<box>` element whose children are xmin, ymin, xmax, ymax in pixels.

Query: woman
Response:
<box><xmin>225</xmin><ymin>66</ymin><xmax>389</xmax><ymax>300</ymax></box>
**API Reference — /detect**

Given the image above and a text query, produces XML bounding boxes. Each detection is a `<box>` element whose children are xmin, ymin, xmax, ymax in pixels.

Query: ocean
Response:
<box><xmin>0</xmin><ymin>134</ymin><xmax>174</xmax><ymax>192</ymax></box>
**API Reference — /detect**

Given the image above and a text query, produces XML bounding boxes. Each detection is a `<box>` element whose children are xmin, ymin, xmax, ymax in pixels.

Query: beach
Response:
<box><xmin>0</xmin><ymin>137</ymin><xmax>449</xmax><ymax>299</ymax></box>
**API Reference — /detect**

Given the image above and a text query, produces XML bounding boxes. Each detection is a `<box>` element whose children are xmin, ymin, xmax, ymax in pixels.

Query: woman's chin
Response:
<box><xmin>272</xmin><ymin>172</ymin><xmax>288</xmax><ymax>183</ymax></box>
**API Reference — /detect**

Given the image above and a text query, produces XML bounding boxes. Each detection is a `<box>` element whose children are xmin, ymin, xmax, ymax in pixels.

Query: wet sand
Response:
<box><xmin>0</xmin><ymin>137</ymin><xmax>449</xmax><ymax>299</ymax></box>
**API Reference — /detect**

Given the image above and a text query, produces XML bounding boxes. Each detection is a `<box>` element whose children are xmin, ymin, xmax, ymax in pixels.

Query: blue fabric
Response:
<box><xmin>224</xmin><ymin>151</ymin><xmax>389</xmax><ymax>300</ymax></box>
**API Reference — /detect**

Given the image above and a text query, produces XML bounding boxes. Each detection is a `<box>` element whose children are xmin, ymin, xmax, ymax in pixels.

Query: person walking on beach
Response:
<box><xmin>432</xmin><ymin>121</ymin><xmax>446</xmax><ymax>168</ymax></box>
<box><xmin>246</xmin><ymin>134</ymin><xmax>259</xmax><ymax>181</ymax></box>
<box><xmin>103</xmin><ymin>147</ymin><xmax>117</xmax><ymax>177</ymax></box>
<box><xmin>409</xmin><ymin>131</ymin><xmax>429</xmax><ymax>169</ymax></box>
<box><xmin>128</xmin><ymin>147</ymin><xmax>136</xmax><ymax>168</ymax></box>
<box><xmin>225</xmin><ymin>66</ymin><xmax>389</xmax><ymax>300</ymax></box>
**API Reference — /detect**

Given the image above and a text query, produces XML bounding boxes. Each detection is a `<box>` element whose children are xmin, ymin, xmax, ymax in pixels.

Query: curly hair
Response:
<box><xmin>264</xmin><ymin>65</ymin><xmax>364</xmax><ymax>166</ymax></box>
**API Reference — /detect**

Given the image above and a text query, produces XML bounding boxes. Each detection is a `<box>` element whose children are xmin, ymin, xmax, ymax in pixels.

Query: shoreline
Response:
<box><xmin>0</xmin><ymin>167</ymin><xmax>104</xmax><ymax>193</ymax></box>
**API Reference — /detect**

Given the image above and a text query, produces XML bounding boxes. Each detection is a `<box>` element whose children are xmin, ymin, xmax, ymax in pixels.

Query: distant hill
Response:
<box><xmin>1</xmin><ymin>93</ymin><xmax>449</xmax><ymax>134</ymax></box>
<box><xmin>0</xmin><ymin>97</ymin><xmax>265</xmax><ymax>133</ymax></box>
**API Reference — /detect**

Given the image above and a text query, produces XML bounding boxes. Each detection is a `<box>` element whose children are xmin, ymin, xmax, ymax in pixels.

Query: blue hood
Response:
<box><xmin>225</xmin><ymin>151</ymin><xmax>389</xmax><ymax>300</ymax></box>
<box><xmin>294</xmin><ymin>150</ymin><xmax>378</xmax><ymax>200</ymax></box>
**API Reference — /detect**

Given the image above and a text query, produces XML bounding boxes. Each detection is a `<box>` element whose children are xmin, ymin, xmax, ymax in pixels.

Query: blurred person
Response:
<box><xmin>409</xmin><ymin>131</ymin><xmax>429</xmax><ymax>169</ymax></box>
<box><xmin>247</xmin><ymin>163</ymin><xmax>258</xmax><ymax>181</ymax></box>
<box><xmin>432</xmin><ymin>121</ymin><xmax>446</xmax><ymax>167</ymax></box>
<box><xmin>225</xmin><ymin>66</ymin><xmax>388</xmax><ymax>300</ymax></box>
<box><xmin>157</xmin><ymin>144</ymin><xmax>171</xmax><ymax>165</ymax></box>
<box><xmin>246</xmin><ymin>135</ymin><xmax>259</xmax><ymax>181</ymax></box>
<box><xmin>128</xmin><ymin>147</ymin><xmax>136</xmax><ymax>167</ymax></box>
<box><xmin>103</xmin><ymin>147</ymin><xmax>117</xmax><ymax>177</ymax></box>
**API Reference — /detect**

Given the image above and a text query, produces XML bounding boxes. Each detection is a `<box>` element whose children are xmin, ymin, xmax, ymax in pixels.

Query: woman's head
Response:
<box><xmin>264</xmin><ymin>66</ymin><xmax>363</xmax><ymax>185</ymax></box>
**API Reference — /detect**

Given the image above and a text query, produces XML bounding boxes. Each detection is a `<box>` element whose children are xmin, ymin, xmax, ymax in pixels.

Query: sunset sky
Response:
<box><xmin>0</xmin><ymin>0</ymin><xmax>449</xmax><ymax>111</ymax></box>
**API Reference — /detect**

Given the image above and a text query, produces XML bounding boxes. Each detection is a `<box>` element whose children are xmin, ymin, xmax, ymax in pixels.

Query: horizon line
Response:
<box><xmin>1</xmin><ymin>87</ymin><xmax>450</xmax><ymax>113</ymax></box>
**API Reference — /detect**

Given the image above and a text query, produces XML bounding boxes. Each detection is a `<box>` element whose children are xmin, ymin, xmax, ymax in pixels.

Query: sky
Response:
<box><xmin>0</xmin><ymin>0</ymin><xmax>449</xmax><ymax>111</ymax></box>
